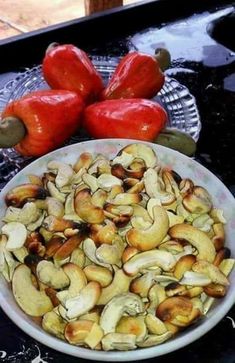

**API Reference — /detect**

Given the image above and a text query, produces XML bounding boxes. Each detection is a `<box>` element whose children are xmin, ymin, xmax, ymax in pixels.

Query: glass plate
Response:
<box><xmin>0</xmin><ymin>56</ymin><xmax>201</xmax><ymax>189</ymax></box>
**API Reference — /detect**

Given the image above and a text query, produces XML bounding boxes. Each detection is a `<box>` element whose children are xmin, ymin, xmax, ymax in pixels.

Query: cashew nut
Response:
<box><xmin>130</xmin><ymin>271</ymin><xmax>157</xmax><ymax>297</ymax></box>
<box><xmin>182</xmin><ymin>186</ymin><xmax>212</xmax><ymax>214</ymax></box>
<box><xmin>3</xmin><ymin>202</ymin><xmax>40</xmax><ymax>225</ymax></box>
<box><xmin>12</xmin><ymin>264</ymin><xmax>53</xmax><ymax>316</ymax></box>
<box><xmin>47</xmin><ymin>160</ymin><xmax>74</xmax><ymax>188</ymax></box>
<box><xmin>120</xmin><ymin>143</ymin><xmax>158</xmax><ymax>168</ymax></box>
<box><xmin>212</xmin><ymin>223</ymin><xmax>225</xmax><ymax>251</ymax></box>
<box><xmin>65</xmin><ymin>319</ymin><xmax>94</xmax><ymax>345</ymax></box>
<box><xmin>192</xmin><ymin>260</ymin><xmax>229</xmax><ymax>286</ymax></box>
<box><xmin>137</xmin><ymin>332</ymin><xmax>172</xmax><ymax>347</ymax></box>
<box><xmin>73</xmin><ymin>152</ymin><xmax>93</xmax><ymax>172</ymax></box>
<box><xmin>56</xmin><ymin>263</ymin><xmax>87</xmax><ymax>305</ymax></box>
<box><xmin>42</xmin><ymin>215</ymin><xmax>77</xmax><ymax>232</ymax></box>
<box><xmin>192</xmin><ymin>213</ymin><xmax>214</xmax><ymax>233</ymax></box>
<box><xmin>132</xmin><ymin>203</ymin><xmax>152</xmax><ymax>223</ymax></box>
<box><xmin>122</xmin><ymin>246</ymin><xmax>139</xmax><ymax>263</ymax></box>
<box><xmin>162</xmin><ymin>169</ymin><xmax>180</xmax><ymax>197</ymax></box>
<box><xmin>210</xmin><ymin>208</ymin><xmax>226</xmax><ymax>224</ymax></box>
<box><xmin>166</xmin><ymin>211</ymin><xmax>185</xmax><ymax>228</ymax></box>
<box><xmin>81</xmin><ymin>173</ymin><xmax>98</xmax><ymax>193</ymax></box>
<box><xmin>36</xmin><ymin>260</ymin><xmax>70</xmax><ymax>289</ymax></box>
<box><xmin>116</xmin><ymin>316</ymin><xmax>147</xmax><ymax>342</ymax></box>
<box><xmin>69</xmin><ymin>248</ymin><xmax>85</xmax><ymax>268</ymax></box>
<box><xmin>126</xmin><ymin>206</ymin><xmax>169</xmax><ymax>251</ymax></box>
<box><xmin>102</xmin><ymin>333</ymin><xmax>136</xmax><ymax>351</ymax></box>
<box><xmin>109</xmin><ymin>192</ymin><xmax>142</xmax><ymax>205</ymax></box>
<box><xmin>144</xmin><ymin>168</ymin><xmax>175</xmax><ymax>205</ymax></box>
<box><xmin>83</xmin><ymin>265</ymin><xmax>113</xmax><ymax>287</ymax></box>
<box><xmin>180</xmin><ymin>271</ymin><xmax>212</xmax><ymax>286</ymax></box>
<box><xmin>89</xmin><ymin>222</ymin><xmax>117</xmax><ymax>245</ymax></box>
<box><xmin>100</xmin><ymin>293</ymin><xmax>144</xmax><ymax>334</ymax></box>
<box><xmin>147</xmin><ymin>283</ymin><xmax>166</xmax><ymax>314</ymax></box>
<box><xmin>0</xmin><ymin>235</ymin><xmax>19</xmax><ymax>281</ymax></box>
<box><xmin>74</xmin><ymin>189</ymin><xmax>104</xmax><ymax>224</ymax></box>
<box><xmin>2</xmin><ymin>222</ymin><xmax>27</xmax><ymax>251</ymax></box>
<box><xmin>84</xmin><ymin>322</ymin><xmax>104</xmax><ymax>349</ymax></box>
<box><xmin>112</xmin><ymin>151</ymin><xmax>134</xmax><ymax>167</ymax></box>
<box><xmin>65</xmin><ymin>281</ymin><xmax>101</xmax><ymax>319</ymax></box>
<box><xmin>145</xmin><ymin>314</ymin><xmax>168</xmax><ymax>335</ymax></box>
<box><xmin>83</xmin><ymin>238</ymin><xmax>111</xmax><ymax>270</ymax></box>
<box><xmin>90</xmin><ymin>189</ymin><xmax>108</xmax><ymax>208</ymax></box>
<box><xmin>42</xmin><ymin>310</ymin><xmax>66</xmax><ymax>340</ymax></box>
<box><xmin>111</xmin><ymin>163</ymin><xmax>145</xmax><ymax>180</ymax></box>
<box><xmin>123</xmin><ymin>250</ymin><xmax>176</xmax><ymax>276</ymax></box>
<box><xmin>88</xmin><ymin>154</ymin><xmax>111</xmax><ymax>175</ymax></box>
<box><xmin>173</xmin><ymin>254</ymin><xmax>196</xmax><ymax>280</ymax></box>
<box><xmin>159</xmin><ymin>240</ymin><xmax>184</xmax><ymax>254</ymax></box>
<box><xmin>169</xmin><ymin>224</ymin><xmax>216</xmax><ymax>263</ymax></box>
<box><xmin>47</xmin><ymin>181</ymin><xmax>66</xmax><ymax>203</ymax></box>
<box><xmin>96</xmin><ymin>236</ymin><xmax>125</xmax><ymax>265</ymax></box>
<box><xmin>156</xmin><ymin>296</ymin><xmax>201</xmax><ymax>327</ymax></box>
<box><xmin>98</xmin><ymin>269</ymin><xmax>132</xmax><ymax>305</ymax></box>
<box><xmin>5</xmin><ymin>183</ymin><xmax>47</xmax><ymax>207</ymax></box>
<box><xmin>46</xmin><ymin>197</ymin><xmax>65</xmax><ymax>218</ymax></box>
<box><xmin>97</xmin><ymin>173</ymin><xmax>122</xmax><ymax>191</ymax></box>
<box><xmin>53</xmin><ymin>233</ymin><xmax>84</xmax><ymax>261</ymax></box>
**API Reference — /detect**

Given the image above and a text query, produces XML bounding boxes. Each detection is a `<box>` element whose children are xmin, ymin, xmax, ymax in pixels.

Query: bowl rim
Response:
<box><xmin>0</xmin><ymin>138</ymin><xmax>235</xmax><ymax>361</ymax></box>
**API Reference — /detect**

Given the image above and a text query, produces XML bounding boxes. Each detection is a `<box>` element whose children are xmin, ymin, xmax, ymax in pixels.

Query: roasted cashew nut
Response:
<box><xmin>156</xmin><ymin>296</ymin><xmax>201</xmax><ymax>327</ymax></box>
<box><xmin>119</xmin><ymin>143</ymin><xmax>158</xmax><ymax>168</ymax></box>
<box><xmin>144</xmin><ymin>168</ymin><xmax>175</xmax><ymax>205</ymax></box>
<box><xmin>0</xmin><ymin>235</ymin><xmax>19</xmax><ymax>281</ymax></box>
<box><xmin>96</xmin><ymin>236</ymin><xmax>125</xmax><ymax>265</ymax></box>
<box><xmin>2</xmin><ymin>222</ymin><xmax>27</xmax><ymax>251</ymax></box>
<box><xmin>56</xmin><ymin>263</ymin><xmax>87</xmax><ymax>305</ymax></box>
<box><xmin>12</xmin><ymin>264</ymin><xmax>53</xmax><ymax>316</ymax></box>
<box><xmin>182</xmin><ymin>186</ymin><xmax>212</xmax><ymax>214</ymax></box>
<box><xmin>36</xmin><ymin>260</ymin><xmax>70</xmax><ymax>289</ymax></box>
<box><xmin>169</xmin><ymin>224</ymin><xmax>216</xmax><ymax>263</ymax></box>
<box><xmin>126</xmin><ymin>205</ymin><xmax>169</xmax><ymax>251</ymax></box>
<box><xmin>3</xmin><ymin>202</ymin><xmax>40</xmax><ymax>225</ymax></box>
<box><xmin>192</xmin><ymin>260</ymin><xmax>229</xmax><ymax>286</ymax></box>
<box><xmin>97</xmin><ymin>269</ymin><xmax>132</xmax><ymax>305</ymax></box>
<box><xmin>47</xmin><ymin>160</ymin><xmax>74</xmax><ymax>188</ymax></box>
<box><xmin>65</xmin><ymin>281</ymin><xmax>101</xmax><ymax>319</ymax></box>
<box><xmin>100</xmin><ymin>293</ymin><xmax>144</xmax><ymax>334</ymax></box>
<box><xmin>42</xmin><ymin>310</ymin><xmax>66</xmax><ymax>340</ymax></box>
<box><xmin>102</xmin><ymin>333</ymin><xmax>137</xmax><ymax>351</ymax></box>
<box><xmin>123</xmin><ymin>250</ymin><xmax>176</xmax><ymax>276</ymax></box>
<box><xmin>116</xmin><ymin>316</ymin><xmax>147</xmax><ymax>343</ymax></box>
<box><xmin>83</xmin><ymin>238</ymin><xmax>111</xmax><ymax>270</ymax></box>
<box><xmin>74</xmin><ymin>189</ymin><xmax>104</xmax><ymax>224</ymax></box>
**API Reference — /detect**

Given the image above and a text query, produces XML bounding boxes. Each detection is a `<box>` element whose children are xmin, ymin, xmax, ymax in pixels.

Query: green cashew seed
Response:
<box><xmin>0</xmin><ymin>117</ymin><xmax>26</xmax><ymax>148</ymax></box>
<box><xmin>154</xmin><ymin>48</ymin><xmax>171</xmax><ymax>71</ymax></box>
<box><xmin>155</xmin><ymin>128</ymin><xmax>197</xmax><ymax>156</ymax></box>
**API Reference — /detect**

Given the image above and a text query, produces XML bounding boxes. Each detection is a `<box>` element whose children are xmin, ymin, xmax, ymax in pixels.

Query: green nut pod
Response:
<box><xmin>155</xmin><ymin>128</ymin><xmax>197</xmax><ymax>156</ymax></box>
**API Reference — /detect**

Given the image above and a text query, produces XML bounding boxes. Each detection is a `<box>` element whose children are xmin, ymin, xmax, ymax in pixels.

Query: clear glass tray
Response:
<box><xmin>0</xmin><ymin>56</ymin><xmax>201</xmax><ymax>189</ymax></box>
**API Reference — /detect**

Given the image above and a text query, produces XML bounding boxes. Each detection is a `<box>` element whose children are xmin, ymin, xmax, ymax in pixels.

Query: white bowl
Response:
<box><xmin>0</xmin><ymin>139</ymin><xmax>235</xmax><ymax>361</ymax></box>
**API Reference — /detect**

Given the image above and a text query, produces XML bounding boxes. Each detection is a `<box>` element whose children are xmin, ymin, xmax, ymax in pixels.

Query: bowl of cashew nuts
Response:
<box><xmin>0</xmin><ymin>139</ymin><xmax>234</xmax><ymax>361</ymax></box>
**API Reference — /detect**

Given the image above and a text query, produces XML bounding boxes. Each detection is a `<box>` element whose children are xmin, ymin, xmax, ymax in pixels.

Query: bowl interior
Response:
<box><xmin>0</xmin><ymin>139</ymin><xmax>235</xmax><ymax>361</ymax></box>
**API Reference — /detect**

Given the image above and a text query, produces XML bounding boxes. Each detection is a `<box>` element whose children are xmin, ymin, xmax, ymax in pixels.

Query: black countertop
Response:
<box><xmin>0</xmin><ymin>1</ymin><xmax>235</xmax><ymax>362</ymax></box>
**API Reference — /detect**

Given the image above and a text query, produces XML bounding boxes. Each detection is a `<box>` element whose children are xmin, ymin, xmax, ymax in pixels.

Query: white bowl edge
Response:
<box><xmin>0</xmin><ymin>138</ymin><xmax>235</xmax><ymax>361</ymax></box>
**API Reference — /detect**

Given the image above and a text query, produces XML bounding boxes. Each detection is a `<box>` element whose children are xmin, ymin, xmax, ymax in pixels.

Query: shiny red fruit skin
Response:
<box><xmin>42</xmin><ymin>44</ymin><xmax>104</xmax><ymax>104</ymax></box>
<box><xmin>83</xmin><ymin>98</ymin><xmax>167</xmax><ymax>141</ymax></box>
<box><xmin>101</xmin><ymin>51</ymin><xmax>165</xmax><ymax>100</ymax></box>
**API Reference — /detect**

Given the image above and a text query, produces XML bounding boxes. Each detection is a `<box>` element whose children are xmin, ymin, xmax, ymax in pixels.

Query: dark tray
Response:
<box><xmin>0</xmin><ymin>1</ymin><xmax>235</xmax><ymax>362</ymax></box>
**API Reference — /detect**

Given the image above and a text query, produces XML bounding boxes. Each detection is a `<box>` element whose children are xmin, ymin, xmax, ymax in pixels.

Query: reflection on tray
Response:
<box><xmin>0</xmin><ymin>56</ymin><xmax>201</xmax><ymax>189</ymax></box>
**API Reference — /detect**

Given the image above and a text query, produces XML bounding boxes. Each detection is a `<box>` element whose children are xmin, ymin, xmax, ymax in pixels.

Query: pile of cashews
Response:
<box><xmin>0</xmin><ymin>143</ymin><xmax>234</xmax><ymax>351</ymax></box>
